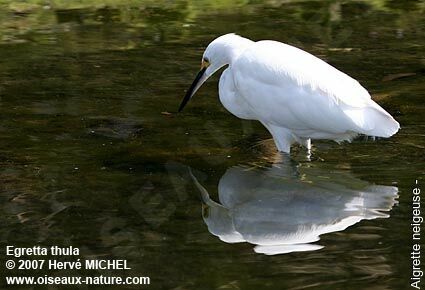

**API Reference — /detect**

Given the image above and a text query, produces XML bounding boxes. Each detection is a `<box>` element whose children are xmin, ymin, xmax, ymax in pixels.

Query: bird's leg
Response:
<box><xmin>295</xmin><ymin>137</ymin><xmax>312</xmax><ymax>160</ymax></box>
<box><xmin>300</xmin><ymin>138</ymin><xmax>311</xmax><ymax>151</ymax></box>
<box><xmin>261</xmin><ymin>122</ymin><xmax>294</xmax><ymax>153</ymax></box>
<box><xmin>293</xmin><ymin>135</ymin><xmax>311</xmax><ymax>150</ymax></box>
<box><xmin>304</xmin><ymin>138</ymin><xmax>312</xmax><ymax>159</ymax></box>
<box><xmin>294</xmin><ymin>136</ymin><xmax>312</xmax><ymax>153</ymax></box>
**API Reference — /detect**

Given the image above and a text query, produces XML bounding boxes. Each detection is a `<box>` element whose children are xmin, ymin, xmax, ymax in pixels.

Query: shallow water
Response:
<box><xmin>0</xmin><ymin>1</ymin><xmax>424</xmax><ymax>289</ymax></box>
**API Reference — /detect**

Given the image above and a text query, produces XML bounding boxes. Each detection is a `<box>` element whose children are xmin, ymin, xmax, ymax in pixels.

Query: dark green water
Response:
<box><xmin>0</xmin><ymin>1</ymin><xmax>424</xmax><ymax>289</ymax></box>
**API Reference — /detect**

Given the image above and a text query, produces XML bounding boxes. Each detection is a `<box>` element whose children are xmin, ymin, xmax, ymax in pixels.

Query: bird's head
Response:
<box><xmin>178</xmin><ymin>33</ymin><xmax>252</xmax><ymax>112</ymax></box>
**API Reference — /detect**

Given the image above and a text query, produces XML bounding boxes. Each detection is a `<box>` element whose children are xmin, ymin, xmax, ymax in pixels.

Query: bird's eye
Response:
<box><xmin>203</xmin><ymin>57</ymin><xmax>210</xmax><ymax>63</ymax></box>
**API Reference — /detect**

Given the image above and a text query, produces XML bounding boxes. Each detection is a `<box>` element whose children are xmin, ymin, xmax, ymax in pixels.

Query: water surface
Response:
<box><xmin>0</xmin><ymin>1</ymin><xmax>424</xmax><ymax>289</ymax></box>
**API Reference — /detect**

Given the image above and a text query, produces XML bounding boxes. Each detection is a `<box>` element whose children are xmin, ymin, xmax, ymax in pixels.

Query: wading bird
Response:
<box><xmin>179</xmin><ymin>34</ymin><xmax>399</xmax><ymax>153</ymax></box>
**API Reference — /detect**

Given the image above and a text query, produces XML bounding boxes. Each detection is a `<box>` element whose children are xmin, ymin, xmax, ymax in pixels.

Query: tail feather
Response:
<box><xmin>343</xmin><ymin>102</ymin><xmax>400</xmax><ymax>138</ymax></box>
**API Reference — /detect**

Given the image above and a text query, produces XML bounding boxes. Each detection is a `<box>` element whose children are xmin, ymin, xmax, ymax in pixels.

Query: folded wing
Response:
<box><xmin>232</xmin><ymin>40</ymin><xmax>399</xmax><ymax>138</ymax></box>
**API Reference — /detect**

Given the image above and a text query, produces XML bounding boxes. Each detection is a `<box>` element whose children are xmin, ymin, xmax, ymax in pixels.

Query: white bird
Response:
<box><xmin>179</xmin><ymin>33</ymin><xmax>400</xmax><ymax>153</ymax></box>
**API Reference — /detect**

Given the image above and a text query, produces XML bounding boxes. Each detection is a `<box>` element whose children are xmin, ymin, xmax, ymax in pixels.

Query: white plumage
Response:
<box><xmin>179</xmin><ymin>33</ymin><xmax>400</xmax><ymax>153</ymax></box>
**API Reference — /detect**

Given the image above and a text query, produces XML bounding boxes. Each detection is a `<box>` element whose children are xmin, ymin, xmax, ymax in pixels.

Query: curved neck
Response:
<box><xmin>224</xmin><ymin>37</ymin><xmax>254</xmax><ymax>65</ymax></box>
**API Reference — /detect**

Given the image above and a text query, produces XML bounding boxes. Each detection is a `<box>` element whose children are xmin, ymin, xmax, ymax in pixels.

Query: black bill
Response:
<box><xmin>178</xmin><ymin>67</ymin><xmax>207</xmax><ymax>112</ymax></box>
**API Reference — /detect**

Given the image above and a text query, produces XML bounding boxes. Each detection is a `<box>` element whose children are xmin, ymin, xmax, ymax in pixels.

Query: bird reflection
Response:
<box><xmin>191</xmin><ymin>157</ymin><xmax>398</xmax><ymax>255</ymax></box>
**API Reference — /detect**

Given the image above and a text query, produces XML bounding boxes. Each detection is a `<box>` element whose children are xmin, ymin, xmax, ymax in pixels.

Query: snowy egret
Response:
<box><xmin>179</xmin><ymin>33</ymin><xmax>400</xmax><ymax>153</ymax></box>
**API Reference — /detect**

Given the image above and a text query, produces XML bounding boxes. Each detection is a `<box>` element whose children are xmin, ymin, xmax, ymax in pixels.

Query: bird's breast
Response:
<box><xmin>219</xmin><ymin>68</ymin><xmax>256</xmax><ymax>120</ymax></box>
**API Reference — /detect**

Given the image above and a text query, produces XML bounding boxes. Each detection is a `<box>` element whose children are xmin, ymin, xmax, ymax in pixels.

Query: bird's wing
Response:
<box><xmin>232</xmin><ymin>41</ymin><xmax>399</xmax><ymax>137</ymax></box>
